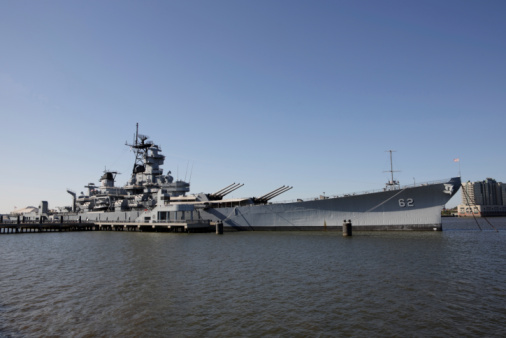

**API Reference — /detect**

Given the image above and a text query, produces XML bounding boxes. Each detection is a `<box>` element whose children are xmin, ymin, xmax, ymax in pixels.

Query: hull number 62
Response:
<box><xmin>398</xmin><ymin>198</ymin><xmax>414</xmax><ymax>207</ymax></box>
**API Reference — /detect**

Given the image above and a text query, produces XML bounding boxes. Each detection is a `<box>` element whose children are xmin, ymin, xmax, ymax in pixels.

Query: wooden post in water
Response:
<box><xmin>343</xmin><ymin>219</ymin><xmax>352</xmax><ymax>237</ymax></box>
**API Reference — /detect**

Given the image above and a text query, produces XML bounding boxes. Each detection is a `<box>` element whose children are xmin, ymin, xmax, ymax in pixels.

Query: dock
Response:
<box><xmin>94</xmin><ymin>220</ymin><xmax>214</xmax><ymax>233</ymax></box>
<box><xmin>0</xmin><ymin>220</ymin><xmax>214</xmax><ymax>234</ymax></box>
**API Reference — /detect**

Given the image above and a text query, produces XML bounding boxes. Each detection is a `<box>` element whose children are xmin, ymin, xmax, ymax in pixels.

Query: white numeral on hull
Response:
<box><xmin>399</xmin><ymin>198</ymin><xmax>414</xmax><ymax>207</ymax></box>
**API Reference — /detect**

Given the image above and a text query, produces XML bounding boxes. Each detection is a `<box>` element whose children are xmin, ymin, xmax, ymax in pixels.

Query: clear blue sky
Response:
<box><xmin>1</xmin><ymin>0</ymin><xmax>505</xmax><ymax>213</ymax></box>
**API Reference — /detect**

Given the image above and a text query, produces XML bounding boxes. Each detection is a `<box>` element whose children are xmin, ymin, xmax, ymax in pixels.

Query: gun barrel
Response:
<box><xmin>265</xmin><ymin>186</ymin><xmax>292</xmax><ymax>200</ymax></box>
<box><xmin>257</xmin><ymin>186</ymin><xmax>286</xmax><ymax>200</ymax></box>
<box><xmin>210</xmin><ymin>183</ymin><xmax>244</xmax><ymax>199</ymax></box>
<box><xmin>257</xmin><ymin>186</ymin><xmax>293</xmax><ymax>202</ymax></box>
<box><xmin>211</xmin><ymin>183</ymin><xmax>237</xmax><ymax>196</ymax></box>
<box><xmin>218</xmin><ymin>183</ymin><xmax>244</xmax><ymax>197</ymax></box>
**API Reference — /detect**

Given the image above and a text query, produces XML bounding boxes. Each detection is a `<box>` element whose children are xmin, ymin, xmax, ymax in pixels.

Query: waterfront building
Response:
<box><xmin>458</xmin><ymin>178</ymin><xmax>506</xmax><ymax>217</ymax></box>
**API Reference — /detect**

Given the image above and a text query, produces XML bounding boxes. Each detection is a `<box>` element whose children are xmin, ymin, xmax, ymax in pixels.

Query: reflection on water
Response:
<box><xmin>1</xmin><ymin>218</ymin><xmax>506</xmax><ymax>336</ymax></box>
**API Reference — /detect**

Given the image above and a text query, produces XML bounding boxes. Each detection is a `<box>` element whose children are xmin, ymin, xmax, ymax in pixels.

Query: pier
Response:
<box><xmin>94</xmin><ymin>220</ymin><xmax>213</xmax><ymax>233</ymax></box>
<box><xmin>0</xmin><ymin>220</ymin><xmax>214</xmax><ymax>234</ymax></box>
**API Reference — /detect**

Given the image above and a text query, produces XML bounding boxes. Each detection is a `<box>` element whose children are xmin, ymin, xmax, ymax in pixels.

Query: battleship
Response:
<box><xmin>14</xmin><ymin>125</ymin><xmax>461</xmax><ymax>231</ymax></box>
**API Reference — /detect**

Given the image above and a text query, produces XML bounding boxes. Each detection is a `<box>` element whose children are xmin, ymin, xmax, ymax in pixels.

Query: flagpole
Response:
<box><xmin>454</xmin><ymin>158</ymin><xmax>461</xmax><ymax>177</ymax></box>
<box><xmin>453</xmin><ymin>158</ymin><xmax>461</xmax><ymax>177</ymax></box>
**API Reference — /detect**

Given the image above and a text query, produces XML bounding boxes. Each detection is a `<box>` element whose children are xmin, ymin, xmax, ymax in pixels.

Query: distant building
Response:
<box><xmin>458</xmin><ymin>178</ymin><xmax>506</xmax><ymax>217</ymax></box>
<box><xmin>6</xmin><ymin>202</ymin><xmax>49</xmax><ymax>222</ymax></box>
<box><xmin>10</xmin><ymin>206</ymin><xmax>38</xmax><ymax>215</ymax></box>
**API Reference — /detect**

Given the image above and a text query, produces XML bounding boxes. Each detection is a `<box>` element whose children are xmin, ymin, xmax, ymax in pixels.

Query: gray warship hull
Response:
<box><xmin>68</xmin><ymin>177</ymin><xmax>460</xmax><ymax>231</ymax></box>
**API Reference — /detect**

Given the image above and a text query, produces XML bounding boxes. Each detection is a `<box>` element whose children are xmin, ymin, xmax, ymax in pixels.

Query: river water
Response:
<box><xmin>1</xmin><ymin>217</ymin><xmax>505</xmax><ymax>337</ymax></box>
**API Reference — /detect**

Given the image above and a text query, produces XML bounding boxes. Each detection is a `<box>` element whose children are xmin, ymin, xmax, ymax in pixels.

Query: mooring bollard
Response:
<box><xmin>216</xmin><ymin>221</ymin><xmax>224</xmax><ymax>235</ymax></box>
<box><xmin>342</xmin><ymin>219</ymin><xmax>352</xmax><ymax>237</ymax></box>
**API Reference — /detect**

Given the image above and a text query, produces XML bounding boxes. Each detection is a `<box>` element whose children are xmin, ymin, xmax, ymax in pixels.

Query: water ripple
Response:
<box><xmin>1</xmin><ymin>219</ymin><xmax>506</xmax><ymax>336</ymax></box>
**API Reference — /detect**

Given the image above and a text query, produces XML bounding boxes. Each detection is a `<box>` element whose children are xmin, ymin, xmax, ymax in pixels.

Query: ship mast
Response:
<box><xmin>385</xmin><ymin>150</ymin><xmax>400</xmax><ymax>190</ymax></box>
<box><xmin>132</xmin><ymin>123</ymin><xmax>140</xmax><ymax>174</ymax></box>
<box><xmin>127</xmin><ymin>123</ymin><xmax>153</xmax><ymax>174</ymax></box>
<box><xmin>135</xmin><ymin>122</ymin><xmax>139</xmax><ymax>147</ymax></box>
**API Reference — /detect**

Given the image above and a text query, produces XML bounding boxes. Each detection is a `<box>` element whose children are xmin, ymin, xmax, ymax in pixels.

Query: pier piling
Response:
<box><xmin>343</xmin><ymin>220</ymin><xmax>352</xmax><ymax>237</ymax></box>
<box><xmin>216</xmin><ymin>221</ymin><xmax>224</xmax><ymax>235</ymax></box>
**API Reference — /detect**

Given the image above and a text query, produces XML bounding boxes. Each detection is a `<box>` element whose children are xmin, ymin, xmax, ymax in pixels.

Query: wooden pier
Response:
<box><xmin>0</xmin><ymin>220</ymin><xmax>214</xmax><ymax>234</ymax></box>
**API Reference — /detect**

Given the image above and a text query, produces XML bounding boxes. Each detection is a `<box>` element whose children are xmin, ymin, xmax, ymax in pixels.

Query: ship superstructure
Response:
<box><xmin>71</xmin><ymin>124</ymin><xmax>190</xmax><ymax>214</ymax></box>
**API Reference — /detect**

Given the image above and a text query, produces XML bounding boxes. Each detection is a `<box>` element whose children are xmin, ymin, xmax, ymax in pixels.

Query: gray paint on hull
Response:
<box><xmin>66</xmin><ymin>178</ymin><xmax>459</xmax><ymax>231</ymax></box>
<box><xmin>201</xmin><ymin>180</ymin><xmax>455</xmax><ymax>230</ymax></box>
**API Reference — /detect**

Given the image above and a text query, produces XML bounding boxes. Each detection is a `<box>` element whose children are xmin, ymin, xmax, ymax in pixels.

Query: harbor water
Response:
<box><xmin>1</xmin><ymin>217</ymin><xmax>505</xmax><ymax>337</ymax></box>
